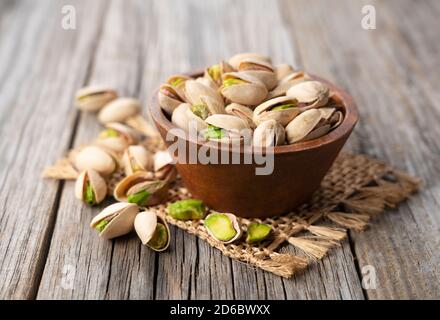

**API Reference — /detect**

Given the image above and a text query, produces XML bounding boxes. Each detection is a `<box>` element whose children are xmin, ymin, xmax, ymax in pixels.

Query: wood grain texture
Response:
<box><xmin>0</xmin><ymin>0</ymin><xmax>438</xmax><ymax>299</ymax></box>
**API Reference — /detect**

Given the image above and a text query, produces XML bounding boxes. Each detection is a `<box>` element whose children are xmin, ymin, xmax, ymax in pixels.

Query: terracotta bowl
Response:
<box><xmin>149</xmin><ymin>73</ymin><xmax>358</xmax><ymax>218</ymax></box>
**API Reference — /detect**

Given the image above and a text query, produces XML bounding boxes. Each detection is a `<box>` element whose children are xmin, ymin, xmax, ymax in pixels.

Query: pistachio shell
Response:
<box><xmin>171</xmin><ymin>103</ymin><xmax>192</xmax><ymax>131</ymax></box>
<box><xmin>75</xmin><ymin>86</ymin><xmax>117</xmax><ymax>112</ymax></box>
<box><xmin>319</xmin><ymin>107</ymin><xmax>337</xmax><ymax>121</ymax></box>
<box><xmin>134</xmin><ymin>211</ymin><xmax>170</xmax><ymax>251</ymax></box>
<box><xmin>253</xmin><ymin>96</ymin><xmax>300</xmax><ymax>126</ymax></box>
<box><xmin>275</xmin><ymin>64</ymin><xmax>295</xmax><ymax>81</ymax></box>
<box><xmin>329</xmin><ymin>111</ymin><xmax>344</xmax><ymax>129</ymax></box>
<box><xmin>154</xmin><ymin>151</ymin><xmax>174</xmax><ymax>172</ymax></box>
<box><xmin>184</xmin><ymin>80</ymin><xmax>224</xmax><ymax>107</ymax></box>
<box><xmin>303</xmin><ymin>124</ymin><xmax>331</xmax><ymax>141</ymax></box>
<box><xmin>97</xmin><ymin>97</ymin><xmax>140</xmax><ymax>124</ymax></box>
<box><xmin>167</xmin><ymin>74</ymin><xmax>190</xmax><ymax>98</ymax></box>
<box><xmin>267</xmin><ymin>71</ymin><xmax>307</xmax><ymax>99</ymax></box>
<box><xmin>205</xmin><ymin>114</ymin><xmax>250</xmax><ymax>132</ymax></box>
<box><xmin>204</xmin><ymin>61</ymin><xmax>234</xmax><ymax>86</ymax></box>
<box><xmin>253</xmin><ymin>119</ymin><xmax>286</xmax><ymax>147</ymax></box>
<box><xmin>122</xmin><ymin>145</ymin><xmax>152</xmax><ymax>175</ymax></box>
<box><xmin>196</xmin><ymin>76</ymin><xmax>219</xmax><ymax>91</ymax></box>
<box><xmin>220</xmin><ymin>72</ymin><xmax>268</xmax><ymax>106</ymax></box>
<box><xmin>238</xmin><ymin>58</ymin><xmax>277</xmax><ymax>90</ymax></box>
<box><xmin>285</xmin><ymin>109</ymin><xmax>322</xmax><ymax>144</ymax></box>
<box><xmin>105</xmin><ymin>122</ymin><xmax>139</xmax><ymax>145</ymax></box>
<box><xmin>93</xmin><ymin>136</ymin><xmax>129</xmax><ymax>154</ymax></box>
<box><xmin>74</xmin><ymin>146</ymin><xmax>116</xmax><ymax>177</ymax></box>
<box><xmin>225</xmin><ymin>103</ymin><xmax>256</xmax><ymax>129</ymax></box>
<box><xmin>228</xmin><ymin>52</ymin><xmax>271</xmax><ymax>70</ymax></box>
<box><xmin>90</xmin><ymin>202</ymin><xmax>139</xmax><ymax>240</ymax></box>
<box><xmin>204</xmin><ymin>212</ymin><xmax>242</xmax><ymax>244</ymax></box>
<box><xmin>287</xmin><ymin>81</ymin><xmax>330</xmax><ymax>109</ymax></box>
<box><xmin>158</xmin><ymin>83</ymin><xmax>185</xmax><ymax>115</ymax></box>
<box><xmin>74</xmin><ymin>169</ymin><xmax>107</xmax><ymax>205</ymax></box>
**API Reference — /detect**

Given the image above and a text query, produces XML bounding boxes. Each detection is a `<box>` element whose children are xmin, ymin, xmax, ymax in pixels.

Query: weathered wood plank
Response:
<box><xmin>0</xmin><ymin>0</ymin><xmax>106</xmax><ymax>299</ymax></box>
<box><xmin>281</xmin><ymin>0</ymin><xmax>440</xmax><ymax>299</ymax></box>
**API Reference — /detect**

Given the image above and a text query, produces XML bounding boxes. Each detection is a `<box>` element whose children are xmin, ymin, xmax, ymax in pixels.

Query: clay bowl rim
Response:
<box><xmin>149</xmin><ymin>72</ymin><xmax>358</xmax><ymax>155</ymax></box>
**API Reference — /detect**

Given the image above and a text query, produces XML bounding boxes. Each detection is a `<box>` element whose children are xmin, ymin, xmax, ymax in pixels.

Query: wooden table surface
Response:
<box><xmin>1</xmin><ymin>0</ymin><xmax>439</xmax><ymax>300</ymax></box>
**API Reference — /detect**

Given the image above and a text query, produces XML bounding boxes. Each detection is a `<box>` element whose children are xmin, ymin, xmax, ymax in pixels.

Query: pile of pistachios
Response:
<box><xmin>158</xmin><ymin>53</ymin><xmax>344</xmax><ymax>147</ymax></box>
<box><xmin>69</xmin><ymin>84</ymin><xmax>271</xmax><ymax>252</ymax></box>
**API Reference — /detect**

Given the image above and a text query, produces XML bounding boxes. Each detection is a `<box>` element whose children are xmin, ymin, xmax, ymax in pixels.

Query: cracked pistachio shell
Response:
<box><xmin>285</xmin><ymin>109</ymin><xmax>322</xmax><ymax>144</ymax></box>
<box><xmin>114</xmin><ymin>172</ymin><xmax>169</xmax><ymax>206</ymax></box>
<box><xmin>238</xmin><ymin>58</ymin><xmax>277</xmax><ymax>90</ymax></box>
<box><xmin>167</xmin><ymin>199</ymin><xmax>206</xmax><ymax>220</ymax></box>
<box><xmin>253</xmin><ymin>96</ymin><xmax>300</xmax><ymax>126</ymax></box>
<box><xmin>220</xmin><ymin>72</ymin><xmax>268</xmax><ymax>106</ymax></box>
<box><xmin>74</xmin><ymin>146</ymin><xmax>116</xmax><ymax>177</ymax></box>
<box><xmin>246</xmin><ymin>223</ymin><xmax>272</xmax><ymax>243</ymax></box>
<box><xmin>105</xmin><ymin>122</ymin><xmax>139</xmax><ymax>145</ymax></box>
<box><xmin>303</xmin><ymin>124</ymin><xmax>331</xmax><ymax>141</ymax></box>
<box><xmin>204</xmin><ymin>212</ymin><xmax>242</xmax><ymax>244</ymax></box>
<box><xmin>329</xmin><ymin>111</ymin><xmax>344</xmax><ymax>129</ymax></box>
<box><xmin>196</xmin><ymin>76</ymin><xmax>218</xmax><ymax>91</ymax></box>
<box><xmin>90</xmin><ymin>202</ymin><xmax>139</xmax><ymax>240</ymax></box>
<box><xmin>225</xmin><ymin>103</ymin><xmax>256</xmax><ymax>129</ymax></box>
<box><xmin>93</xmin><ymin>136</ymin><xmax>129</xmax><ymax>154</ymax></box>
<box><xmin>319</xmin><ymin>107</ymin><xmax>337</xmax><ymax>121</ymax></box>
<box><xmin>268</xmin><ymin>71</ymin><xmax>307</xmax><ymax>99</ymax></box>
<box><xmin>253</xmin><ymin>119</ymin><xmax>286</xmax><ymax>147</ymax></box>
<box><xmin>205</xmin><ymin>114</ymin><xmax>250</xmax><ymax>133</ymax></box>
<box><xmin>228</xmin><ymin>52</ymin><xmax>271</xmax><ymax>70</ymax></box>
<box><xmin>167</xmin><ymin>74</ymin><xmax>190</xmax><ymax>97</ymax></box>
<box><xmin>153</xmin><ymin>151</ymin><xmax>177</xmax><ymax>182</ymax></box>
<box><xmin>204</xmin><ymin>61</ymin><xmax>234</xmax><ymax>86</ymax></box>
<box><xmin>75</xmin><ymin>85</ymin><xmax>118</xmax><ymax>112</ymax></box>
<box><xmin>275</xmin><ymin>64</ymin><xmax>295</xmax><ymax>81</ymax></box>
<box><xmin>171</xmin><ymin>103</ymin><xmax>207</xmax><ymax>132</ymax></box>
<box><xmin>287</xmin><ymin>81</ymin><xmax>330</xmax><ymax>109</ymax></box>
<box><xmin>98</xmin><ymin>97</ymin><xmax>140</xmax><ymax>124</ymax></box>
<box><xmin>122</xmin><ymin>145</ymin><xmax>152</xmax><ymax>176</ymax></box>
<box><xmin>134</xmin><ymin>211</ymin><xmax>170</xmax><ymax>251</ymax></box>
<box><xmin>158</xmin><ymin>83</ymin><xmax>186</xmax><ymax>115</ymax></box>
<box><xmin>184</xmin><ymin>80</ymin><xmax>224</xmax><ymax>107</ymax></box>
<box><xmin>74</xmin><ymin>169</ymin><xmax>107</xmax><ymax>205</ymax></box>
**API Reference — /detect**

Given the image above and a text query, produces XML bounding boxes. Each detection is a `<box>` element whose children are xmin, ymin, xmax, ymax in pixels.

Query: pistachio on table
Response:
<box><xmin>253</xmin><ymin>96</ymin><xmax>300</xmax><ymax>126</ymax></box>
<box><xmin>97</xmin><ymin>97</ymin><xmax>141</xmax><ymax>124</ymax></box>
<box><xmin>75</xmin><ymin>85</ymin><xmax>117</xmax><ymax>112</ymax></box>
<box><xmin>246</xmin><ymin>223</ymin><xmax>272</xmax><ymax>244</ymax></box>
<box><xmin>104</xmin><ymin>122</ymin><xmax>139</xmax><ymax>145</ymax></box>
<box><xmin>90</xmin><ymin>202</ymin><xmax>139</xmax><ymax>239</ymax></box>
<box><xmin>134</xmin><ymin>210</ymin><xmax>170</xmax><ymax>251</ymax></box>
<box><xmin>154</xmin><ymin>150</ymin><xmax>176</xmax><ymax>181</ymax></box>
<box><xmin>204</xmin><ymin>212</ymin><xmax>242</xmax><ymax>244</ymax></box>
<box><xmin>74</xmin><ymin>146</ymin><xmax>117</xmax><ymax>177</ymax></box>
<box><xmin>75</xmin><ymin>169</ymin><xmax>107</xmax><ymax>205</ymax></box>
<box><xmin>94</xmin><ymin>131</ymin><xmax>129</xmax><ymax>154</ymax></box>
<box><xmin>122</xmin><ymin>145</ymin><xmax>152</xmax><ymax>176</ymax></box>
<box><xmin>220</xmin><ymin>72</ymin><xmax>268</xmax><ymax>106</ymax></box>
<box><xmin>167</xmin><ymin>199</ymin><xmax>206</xmax><ymax>220</ymax></box>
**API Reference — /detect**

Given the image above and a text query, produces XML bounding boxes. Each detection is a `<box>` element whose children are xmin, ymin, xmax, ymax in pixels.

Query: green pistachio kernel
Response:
<box><xmin>208</xmin><ymin>65</ymin><xmax>221</xmax><ymax>81</ymax></box>
<box><xmin>84</xmin><ymin>182</ymin><xmax>96</xmax><ymax>205</ymax></box>
<box><xmin>99</xmin><ymin>128</ymin><xmax>119</xmax><ymax>138</ymax></box>
<box><xmin>95</xmin><ymin>220</ymin><xmax>109</xmax><ymax>233</ymax></box>
<box><xmin>246</xmin><ymin>223</ymin><xmax>272</xmax><ymax>243</ymax></box>
<box><xmin>168</xmin><ymin>199</ymin><xmax>206</xmax><ymax>220</ymax></box>
<box><xmin>204</xmin><ymin>213</ymin><xmax>237</xmax><ymax>242</ymax></box>
<box><xmin>271</xmin><ymin>103</ymin><xmax>295</xmax><ymax>111</ymax></box>
<box><xmin>204</xmin><ymin>125</ymin><xmax>225</xmax><ymax>140</ymax></box>
<box><xmin>222</xmin><ymin>78</ymin><xmax>247</xmax><ymax>87</ymax></box>
<box><xmin>191</xmin><ymin>104</ymin><xmax>210</xmax><ymax>120</ymax></box>
<box><xmin>170</xmin><ymin>78</ymin><xmax>184</xmax><ymax>87</ymax></box>
<box><xmin>148</xmin><ymin>223</ymin><xmax>168</xmax><ymax>249</ymax></box>
<box><xmin>127</xmin><ymin>189</ymin><xmax>151</xmax><ymax>206</ymax></box>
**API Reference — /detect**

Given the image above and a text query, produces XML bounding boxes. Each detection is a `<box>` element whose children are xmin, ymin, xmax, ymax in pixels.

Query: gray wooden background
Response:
<box><xmin>0</xmin><ymin>0</ymin><xmax>439</xmax><ymax>300</ymax></box>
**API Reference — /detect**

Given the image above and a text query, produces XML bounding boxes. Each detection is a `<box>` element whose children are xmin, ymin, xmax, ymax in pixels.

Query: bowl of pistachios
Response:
<box><xmin>150</xmin><ymin>53</ymin><xmax>358</xmax><ymax>218</ymax></box>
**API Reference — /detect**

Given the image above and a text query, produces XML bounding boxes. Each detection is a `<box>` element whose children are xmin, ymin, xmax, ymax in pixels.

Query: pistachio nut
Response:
<box><xmin>275</xmin><ymin>64</ymin><xmax>295</xmax><ymax>81</ymax></box>
<box><xmin>204</xmin><ymin>212</ymin><xmax>242</xmax><ymax>244</ymax></box>
<box><xmin>253</xmin><ymin>96</ymin><xmax>300</xmax><ymax>126</ymax></box>
<box><xmin>287</xmin><ymin>80</ymin><xmax>330</xmax><ymax>109</ymax></box>
<box><xmin>134</xmin><ymin>211</ymin><xmax>170</xmax><ymax>251</ymax></box>
<box><xmin>268</xmin><ymin>71</ymin><xmax>307</xmax><ymax>99</ymax></box>
<box><xmin>204</xmin><ymin>61</ymin><xmax>234</xmax><ymax>86</ymax></box>
<box><xmin>329</xmin><ymin>110</ymin><xmax>344</xmax><ymax>129</ymax></box>
<box><xmin>253</xmin><ymin>119</ymin><xmax>286</xmax><ymax>147</ymax></box>
<box><xmin>246</xmin><ymin>223</ymin><xmax>272</xmax><ymax>244</ymax></box>
<box><xmin>75</xmin><ymin>85</ymin><xmax>117</xmax><ymax>112</ymax></box>
<box><xmin>74</xmin><ymin>169</ymin><xmax>107</xmax><ymax>205</ymax></box>
<box><xmin>114</xmin><ymin>172</ymin><xmax>169</xmax><ymax>206</ymax></box>
<box><xmin>93</xmin><ymin>135</ymin><xmax>129</xmax><ymax>154</ymax></box>
<box><xmin>167</xmin><ymin>199</ymin><xmax>206</xmax><ymax>220</ymax></box>
<box><xmin>184</xmin><ymin>80</ymin><xmax>224</xmax><ymax>107</ymax></box>
<box><xmin>74</xmin><ymin>146</ymin><xmax>117</xmax><ymax>177</ymax></box>
<box><xmin>238</xmin><ymin>58</ymin><xmax>277</xmax><ymax>90</ymax></box>
<box><xmin>90</xmin><ymin>202</ymin><xmax>139</xmax><ymax>240</ymax></box>
<box><xmin>225</xmin><ymin>103</ymin><xmax>256</xmax><ymax>129</ymax></box>
<box><xmin>203</xmin><ymin>114</ymin><xmax>251</xmax><ymax>144</ymax></box>
<box><xmin>122</xmin><ymin>145</ymin><xmax>152</xmax><ymax>176</ymax></box>
<box><xmin>97</xmin><ymin>97</ymin><xmax>141</xmax><ymax>124</ymax></box>
<box><xmin>167</xmin><ymin>74</ymin><xmax>190</xmax><ymax>98</ymax></box>
<box><xmin>154</xmin><ymin>150</ymin><xmax>176</xmax><ymax>181</ymax></box>
<box><xmin>285</xmin><ymin>108</ymin><xmax>322</xmax><ymax>144</ymax></box>
<box><xmin>228</xmin><ymin>52</ymin><xmax>271</xmax><ymax>70</ymax></box>
<box><xmin>158</xmin><ymin>83</ymin><xmax>186</xmax><ymax>115</ymax></box>
<box><xmin>104</xmin><ymin>122</ymin><xmax>139</xmax><ymax>145</ymax></box>
<box><xmin>220</xmin><ymin>72</ymin><xmax>268</xmax><ymax>106</ymax></box>
<box><xmin>196</xmin><ymin>76</ymin><xmax>219</xmax><ymax>91</ymax></box>
<box><xmin>189</xmin><ymin>95</ymin><xmax>226</xmax><ymax>121</ymax></box>
<box><xmin>172</xmin><ymin>103</ymin><xmax>207</xmax><ymax>132</ymax></box>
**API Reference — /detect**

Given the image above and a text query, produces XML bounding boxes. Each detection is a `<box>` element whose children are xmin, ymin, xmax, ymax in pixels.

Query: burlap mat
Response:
<box><xmin>44</xmin><ymin>137</ymin><xmax>421</xmax><ymax>278</ymax></box>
